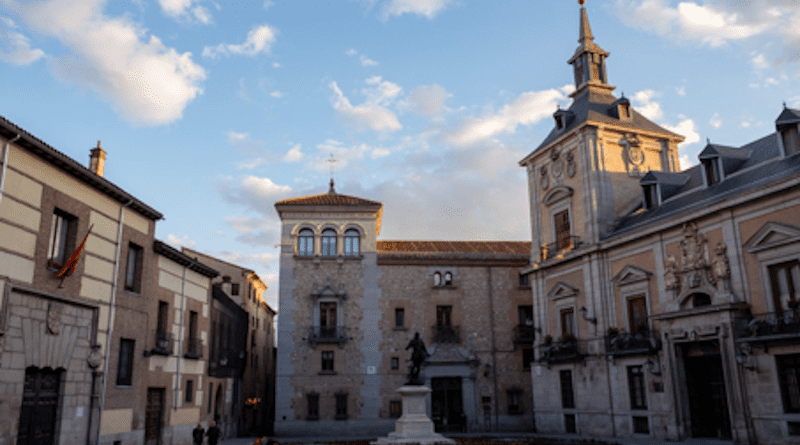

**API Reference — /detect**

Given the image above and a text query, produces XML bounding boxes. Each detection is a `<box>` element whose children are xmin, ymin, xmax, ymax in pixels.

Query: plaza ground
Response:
<box><xmin>221</xmin><ymin>434</ymin><xmax>735</xmax><ymax>445</ymax></box>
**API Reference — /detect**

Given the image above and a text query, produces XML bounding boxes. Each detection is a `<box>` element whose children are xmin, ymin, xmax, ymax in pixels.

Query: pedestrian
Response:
<box><xmin>192</xmin><ymin>423</ymin><xmax>204</xmax><ymax>445</ymax></box>
<box><xmin>206</xmin><ymin>421</ymin><xmax>221</xmax><ymax>445</ymax></box>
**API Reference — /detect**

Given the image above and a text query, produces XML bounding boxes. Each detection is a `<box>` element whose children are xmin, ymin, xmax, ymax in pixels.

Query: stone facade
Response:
<box><xmin>519</xmin><ymin>5</ymin><xmax>800</xmax><ymax>445</ymax></box>
<box><xmin>274</xmin><ymin>185</ymin><xmax>535</xmax><ymax>436</ymax></box>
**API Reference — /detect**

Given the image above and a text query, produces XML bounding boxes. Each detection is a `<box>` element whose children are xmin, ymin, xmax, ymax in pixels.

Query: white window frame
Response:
<box><xmin>550</xmin><ymin>201</ymin><xmax>573</xmax><ymax>250</ymax></box>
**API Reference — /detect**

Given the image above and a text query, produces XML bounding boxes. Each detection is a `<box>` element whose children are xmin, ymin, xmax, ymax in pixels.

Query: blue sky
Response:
<box><xmin>2</xmin><ymin>0</ymin><xmax>798</xmax><ymax>308</ymax></box>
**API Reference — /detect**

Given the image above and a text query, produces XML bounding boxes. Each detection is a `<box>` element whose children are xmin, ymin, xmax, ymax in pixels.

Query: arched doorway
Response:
<box><xmin>214</xmin><ymin>384</ymin><xmax>224</xmax><ymax>423</ymax></box>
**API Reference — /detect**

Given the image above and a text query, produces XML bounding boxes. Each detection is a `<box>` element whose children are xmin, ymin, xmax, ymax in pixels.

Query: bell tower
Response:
<box><xmin>567</xmin><ymin>0</ymin><xmax>614</xmax><ymax>96</ymax></box>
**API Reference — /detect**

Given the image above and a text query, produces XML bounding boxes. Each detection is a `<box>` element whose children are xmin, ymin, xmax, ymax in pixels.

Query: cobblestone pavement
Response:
<box><xmin>219</xmin><ymin>434</ymin><xmax>734</xmax><ymax>445</ymax></box>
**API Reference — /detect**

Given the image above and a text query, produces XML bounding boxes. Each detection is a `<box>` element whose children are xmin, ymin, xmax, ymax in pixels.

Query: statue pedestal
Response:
<box><xmin>372</xmin><ymin>386</ymin><xmax>455</xmax><ymax>445</ymax></box>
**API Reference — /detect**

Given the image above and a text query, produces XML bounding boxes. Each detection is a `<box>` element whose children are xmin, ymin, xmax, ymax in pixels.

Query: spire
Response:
<box><xmin>328</xmin><ymin>178</ymin><xmax>336</xmax><ymax>194</ymax></box>
<box><xmin>567</xmin><ymin>0</ymin><xmax>614</xmax><ymax>96</ymax></box>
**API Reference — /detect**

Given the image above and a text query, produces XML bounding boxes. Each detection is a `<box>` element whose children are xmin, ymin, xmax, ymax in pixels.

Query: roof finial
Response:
<box><xmin>326</xmin><ymin>153</ymin><xmax>338</xmax><ymax>194</ymax></box>
<box><xmin>784</xmin><ymin>101</ymin><xmax>788</xmax><ymax>109</ymax></box>
<box><xmin>578</xmin><ymin>0</ymin><xmax>593</xmax><ymax>44</ymax></box>
<box><xmin>706</xmin><ymin>137</ymin><xmax>711</xmax><ymax>145</ymax></box>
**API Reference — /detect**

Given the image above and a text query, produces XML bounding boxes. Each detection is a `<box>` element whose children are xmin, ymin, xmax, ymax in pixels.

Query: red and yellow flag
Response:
<box><xmin>56</xmin><ymin>224</ymin><xmax>93</xmax><ymax>280</ymax></box>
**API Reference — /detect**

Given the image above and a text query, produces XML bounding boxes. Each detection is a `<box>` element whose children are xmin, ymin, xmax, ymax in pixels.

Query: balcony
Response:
<box><xmin>514</xmin><ymin>324</ymin><xmax>536</xmax><ymax>345</ymax></box>
<box><xmin>734</xmin><ymin>308</ymin><xmax>800</xmax><ymax>347</ymax></box>
<box><xmin>308</xmin><ymin>326</ymin><xmax>349</xmax><ymax>347</ymax></box>
<box><xmin>538</xmin><ymin>336</ymin><xmax>586</xmax><ymax>364</ymax></box>
<box><xmin>605</xmin><ymin>329</ymin><xmax>661</xmax><ymax>357</ymax></box>
<box><xmin>149</xmin><ymin>330</ymin><xmax>173</xmax><ymax>356</ymax></box>
<box><xmin>539</xmin><ymin>236</ymin><xmax>581</xmax><ymax>262</ymax></box>
<box><xmin>184</xmin><ymin>338</ymin><xmax>203</xmax><ymax>359</ymax></box>
<box><xmin>431</xmin><ymin>325</ymin><xmax>460</xmax><ymax>344</ymax></box>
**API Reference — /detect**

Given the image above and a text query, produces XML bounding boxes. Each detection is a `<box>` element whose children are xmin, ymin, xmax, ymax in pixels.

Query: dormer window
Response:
<box><xmin>643</xmin><ymin>184</ymin><xmax>659</xmax><ymax>209</ymax></box>
<box><xmin>555</xmin><ymin>114</ymin><xmax>565</xmax><ymax>130</ymax></box>
<box><xmin>619</xmin><ymin>103</ymin><xmax>630</xmax><ymax>120</ymax></box>
<box><xmin>703</xmin><ymin>157</ymin><xmax>721</xmax><ymax>186</ymax></box>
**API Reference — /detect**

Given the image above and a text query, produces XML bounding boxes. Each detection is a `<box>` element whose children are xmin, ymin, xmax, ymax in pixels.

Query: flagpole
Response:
<box><xmin>57</xmin><ymin>224</ymin><xmax>94</xmax><ymax>288</ymax></box>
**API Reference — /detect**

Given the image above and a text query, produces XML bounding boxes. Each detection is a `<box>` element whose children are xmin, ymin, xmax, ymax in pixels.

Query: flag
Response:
<box><xmin>56</xmin><ymin>224</ymin><xmax>93</xmax><ymax>281</ymax></box>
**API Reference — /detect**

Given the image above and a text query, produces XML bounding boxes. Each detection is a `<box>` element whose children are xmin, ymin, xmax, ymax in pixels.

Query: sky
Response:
<box><xmin>1</xmin><ymin>0</ymin><xmax>799</xmax><ymax>310</ymax></box>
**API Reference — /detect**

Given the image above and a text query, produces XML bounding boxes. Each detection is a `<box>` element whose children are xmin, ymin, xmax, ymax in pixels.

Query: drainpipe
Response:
<box><xmin>95</xmin><ymin>199</ymin><xmax>133</xmax><ymax>445</ymax></box>
<box><xmin>175</xmin><ymin>264</ymin><xmax>188</xmax><ymax>412</ymax></box>
<box><xmin>0</xmin><ymin>134</ymin><xmax>22</xmax><ymax>204</ymax></box>
<box><xmin>486</xmin><ymin>267</ymin><xmax>499</xmax><ymax>431</ymax></box>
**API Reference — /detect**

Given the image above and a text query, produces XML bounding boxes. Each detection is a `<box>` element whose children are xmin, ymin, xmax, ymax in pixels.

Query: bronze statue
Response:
<box><xmin>405</xmin><ymin>332</ymin><xmax>428</xmax><ymax>385</ymax></box>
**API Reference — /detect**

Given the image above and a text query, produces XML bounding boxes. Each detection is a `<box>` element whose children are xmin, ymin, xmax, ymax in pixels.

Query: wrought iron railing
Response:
<box><xmin>514</xmin><ymin>324</ymin><xmax>535</xmax><ymax>344</ymax></box>
<box><xmin>150</xmin><ymin>330</ymin><xmax>173</xmax><ymax>356</ymax></box>
<box><xmin>431</xmin><ymin>325</ymin><xmax>460</xmax><ymax>343</ymax></box>
<box><xmin>604</xmin><ymin>329</ymin><xmax>661</xmax><ymax>356</ymax></box>
<box><xmin>308</xmin><ymin>326</ymin><xmax>349</xmax><ymax>347</ymax></box>
<box><xmin>185</xmin><ymin>338</ymin><xmax>203</xmax><ymax>359</ymax></box>
<box><xmin>538</xmin><ymin>338</ymin><xmax>587</xmax><ymax>364</ymax></box>
<box><xmin>539</xmin><ymin>236</ymin><xmax>581</xmax><ymax>262</ymax></box>
<box><xmin>734</xmin><ymin>309</ymin><xmax>800</xmax><ymax>343</ymax></box>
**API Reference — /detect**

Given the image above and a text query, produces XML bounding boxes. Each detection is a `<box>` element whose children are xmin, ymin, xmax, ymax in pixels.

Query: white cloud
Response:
<box><xmin>709</xmin><ymin>112</ymin><xmax>722</xmax><ymax>128</ymax></box>
<box><xmin>236</xmin><ymin>158</ymin><xmax>268</xmax><ymax>169</ymax></box>
<box><xmin>157</xmin><ymin>0</ymin><xmax>213</xmax><ymax>24</ymax></box>
<box><xmin>241</xmin><ymin>176</ymin><xmax>292</xmax><ymax>199</ymax></box>
<box><xmin>445</xmin><ymin>87</ymin><xmax>567</xmax><ymax>147</ymax></box>
<box><xmin>271</xmin><ymin>61</ymin><xmax>281</xmax><ymax>68</ymax></box>
<box><xmin>679</xmin><ymin>154</ymin><xmax>696</xmax><ymax>170</ymax></box>
<box><xmin>675</xmin><ymin>86</ymin><xmax>686</xmax><ymax>96</ymax></box>
<box><xmin>283</xmin><ymin>144</ymin><xmax>304</xmax><ymax>162</ymax></box>
<box><xmin>263</xmin><ymin>1</ymin><xmax>274</xmax><ymax>10</ymax></box>
<box><xmin>227</xmin><ymin>131</ymin><xmax>249</xmax><ymax>144</ymax></box>
<box><xmin>270</xmin><ymin>91</ymin><xmax>284</xmax><ymax>98</ymax></box>
<box><xmin>664</xmin><ymin>117</ymin><xmax>701</xmax><ymax>146</ymax></box>
<box><xmin>203</xmin><ymin>24</ymin><xmax>278</xmax><ymax>58</ymax></box>
<box><xmin>371</xmin><ymin>147</ymin><xmax>391</xmax><ymax>158</ymax></box>
<box><xmin>383</xmin><ymin>0</ymin><xmax>454</xmax><ymax>19</ymax></box>
<box><xmin>192</xmin><ymin>6</ymin><xmax>213</xmax><ymax>24</ymax></box>
<box><xmin>6</xmin><ymin>0</ymin><xmax>205</xmax><ymax>125</ymax></box>
<box><xmin>0</xmin><ymin>18</ymin><xmax>45</xmax><ymax>65</ymax></box>
<box><xmin>740</xmin><ymin>121</ymin><xmax>751</xmax><ymax>128</ymax></box>
<box><xmin>345</xmin><ymin>48</ymin><xmax>358</xmax><ymax>56</ymax></box>
<box><xmin>329</xmin><ymin>80</ymin><xmax>402</xmax><ymax>132</ymax></box>
<box><xmin>407</xmin><ymin>84</ymin><xmax>449</xmax><ymax>116</ymax></box>
<box><xmin>360</xmin><ymin>54</ymin><xmax>378</xmax><ymax>66</ymax></box>
<box><xmin>631</xmin><ymin>90</ymin><xmax>664</xmax><ymax>121</ymax></box>
<box><xmin>167</xmin><ymin>233</ymin><xmax>196</xmax><ymax>248</ymax></box>
<box><xmin>752</xmin><ymin>52</ymin><xmax>770</xmax><ymax>70</ymax></box>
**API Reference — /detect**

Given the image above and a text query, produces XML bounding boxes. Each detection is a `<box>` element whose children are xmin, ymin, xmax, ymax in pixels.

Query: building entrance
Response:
<box><xmin>145</xmin><ymin>388</ymin><xmax>165</xmax><ymax>445</ymax></box>
<box><xmin>431</xmin><ymin>377</ymin><xmax>465</xmax><ymax>433</ymax></box>
<box><xmin>17</xmin><ymin>367</ymin><xmax>62</xmax><ymax>445</ymax></box>
<box><xmin>681</xmin><ymin>341</ymin><xmax>731</xmax><ymax>439</ymax></box>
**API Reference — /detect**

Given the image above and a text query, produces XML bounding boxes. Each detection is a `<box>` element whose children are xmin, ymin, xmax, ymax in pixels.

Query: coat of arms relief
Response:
<box><xmin>664</xmin><ymin>223</ymin><xmax>731</xmax><ymax>299</ymax></box>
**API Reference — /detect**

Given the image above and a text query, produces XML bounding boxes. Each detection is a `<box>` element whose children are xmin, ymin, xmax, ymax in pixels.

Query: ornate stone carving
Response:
<box><xmin>711</xmin><ymin>242</ymin><xmax>731</xmax><ymax>291</ymax></box>
<box><xmin>624</xmin><ymin>133</ymin><xmax>644</xmax><ymax>177</ymax></box>
<box><xmin>679</xmin><ymin>222</ymin><xmax>707</xmax><ymax>270</ymax></box>
<box><xmin>551</xmin><ymin>149</ymin><xmax>564</xmax><ymax>184</ymax></box>
<box><xmin>46</xmin><ymin>302</ymin><xmax>63</xmax><ymax>335</ymax></box>
<box><xmin>663</xmin><ymin>222</ymin><xmax>722</xmax><ymax>299</ymax></box>
<box><xmin>664</xmin><ymin>255</ymin><xmax>680</xmax><ymax>291</ymax></box>
<box><xmin>87</xmin><ymin>345</ymin><xmax>103</xmax><ymax>369</ymax></box>
<box><xmin>566</xmin><ymin>150</ymin><xmax>577</xmax><ymax>178</ymax></box>
<box><xmin>540</xmin><ymin>165</ymin><xmax>549</xmax><ymax>191</ymax></box>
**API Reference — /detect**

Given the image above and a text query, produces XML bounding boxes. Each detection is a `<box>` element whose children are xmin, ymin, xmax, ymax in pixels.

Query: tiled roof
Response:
<box><xmin>275</xmin><ymin>191</ymin><xmax>382</xmax><ymax>207</ymax></box>
<box><xmin>524</xmin><ymin>89</ymin><xmax>683</xmax><ymax>158</ymax></box>
<box><xmin>377</xmin><ymin>241</ymin><xmax>530</xmax><ymax>255</ymax></box>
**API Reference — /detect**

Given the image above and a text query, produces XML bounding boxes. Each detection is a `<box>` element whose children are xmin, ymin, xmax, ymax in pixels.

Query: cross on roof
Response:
<box><xmin>326</xmin><ymin>153</ymin><xmax>338</xmax><ymax>193</ymax></box>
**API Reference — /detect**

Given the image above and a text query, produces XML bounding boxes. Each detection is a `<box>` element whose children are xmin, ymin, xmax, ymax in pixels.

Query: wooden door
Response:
<box><xmin>17</xmin><ymin>367</ymin><xmax>62</xmax><ymax>445</ymax></box>
<box><xmin>145</xmin><ymin>388</ymin><xmax>165</xmax><ymax>445</ymax></box>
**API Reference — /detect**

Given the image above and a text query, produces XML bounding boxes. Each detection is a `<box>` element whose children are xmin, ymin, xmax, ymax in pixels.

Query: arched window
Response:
<box><xmin>298</xmin><ymin>229</ymin><xmax>314</xmax><ymax>256</ymax></box>
<box><xmin>344</xmin><ymin>229</ymin><xmax>360</xmax><ymax>256</ymax></box>
<box><xmin>321</xmin><ymin>229</ymin><xmax>337</xmax><ymax>257</ymax></box>
<box><xmin>444</xmin><ymin>272</ymin><xmax>452</xmax><ymax>286</ymax></box>
<box><xmin>433</xmin><ymin>272</ymin><xmax>442</xmax><ymax>287</ymax></box>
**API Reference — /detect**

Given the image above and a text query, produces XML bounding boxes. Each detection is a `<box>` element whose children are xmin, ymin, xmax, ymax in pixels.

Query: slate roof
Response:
<box><xmin>377</xmin><ymin>241</ymin><xmax>530</xmax><ymax>255</ymax></box>
<box><xmin>612</xmin><ymin>131</ymin><xmax>795</xmax><ymax>236</ymax></box>
<box><xmin>527</xmin><ymin>88</ymin><xmax>683</xmax><ymax>157</ymax></box>
<box><xmin>776</xmin><ymin>107</ymin><xmax>800</xmax><ymax>127</ymax></box>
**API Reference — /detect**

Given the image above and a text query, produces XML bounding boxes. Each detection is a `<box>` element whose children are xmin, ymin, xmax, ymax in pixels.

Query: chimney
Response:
<box><xmin>89</xmin><ymin>141</ymin><xmax>106</xmax><ymax>177</ymax></box>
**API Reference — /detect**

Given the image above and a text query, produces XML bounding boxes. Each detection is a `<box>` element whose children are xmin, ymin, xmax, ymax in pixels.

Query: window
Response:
<box><xmin>390</xmin><ymin>400</ymin><xmax>402</xmax><ymax>418</ymax></box>
<box><xmin>231</xmin><ymin>283</ymin><xmax>239</xmax><ymax>296</ymax></box>
<box><xmin>554</xmin><ymin>209</ymin><xmax>572</xmax><ymax>251</ymax></box>
<box><xmin>335</xmin><ymin>392</ymin><xmax>348</xmax><ymax>420</ymax></box>
<box><xmin>344</xmin><ymin>229</ymin><xmax>359</xmax><ymax>256</ymax></box>
<box><xmin>48</xmin><ymin>209</ymin><xmax>77</xmax><ymax>268</ymax></box>
<box><xmin>208</xmin><ymin>383</ymin><xmax>213</xmax><ymax>413</ymax></box>
<box><xmin>443</xmin><ymin>272</ymin><xmax>452</xmax><ymax>286</ymax></box>
<box><xmin>436</xmin><ymin>306</ymin><xmax>452</xmax><ymax>327</ymax></box>
<box><xmin>391</xmin><ymin>357</ymin><xmax>399</xmax><ymax>370</ymax></box>
<box><xmin>433</xmin><ymin>272</ymin><xmax>442</xmax><ymax>286</ymax></box>
<box><xmin>519</xmin><ymin>305</ymin><xmax>533</xmax><ymax>327</ymax></box>
<box><xmin>565</xmin><ymin>414</ymin><xmax>577</xmax><ymax>434</ymax></box>
<box><xmin>186</xmin><ymin>310</ymin><xmax>200</xmax><ymax>357</ymax></box>
<box><xmin>116</xmin><ymin>338</ymin><xmax>135</xmax><ymax>386</ymax></box>
<box><xmin>627</xmin><ymin>296</ymin><xmax>647</xmax><ymax>333</ymax></box>
<box><xmin>519</xmin><ymin>274</ymin><xmax>529</xmax><ymax>287</ymax></box>
<box><xmin>321</xmin><ymin>229</ymin><xmax>337</xmax><ymax>257</ymax></box>
<box><xmin>769</xmin><ymin>260</ymin><xmax>800</xmax><ymax>312</ymax></box>
<box><xmin>777</xmin><ymin>354</ymin><xmax>800</xmax><ymax>413</ymax></box>
<box><xmin>307</xmin><ymin>392</ymin><xmax>319</xmax><ymax>420</ymax></box>
<box><xmin>522</xmin><ymin>347</ymin><xmax>534</xmax><ymax>370</ymax></box>
<box><xmin>395</xmin><ymin>308</ymin><xmax>405</xmax><ymax>328</ymax></box>
<box><xmin>298</xmin><ymin>229</ymin><xmax>314</xmax><ymax>256</ymax></box>
<box><xmin>560</xmin><ymin>308</ymin><xmax>575</xmax><ymax>338</ymax></box>
<box><xmin>560</xmin><ymin>369</ymin><xmax>575</xmax><ymax>409</ymax></box>
<box><xmin>320</xmin><ymin>302</ymin><xmax>337</xmax><ymax>337</ymax></box>
<box><xmin>507</xmin><ymin>389</ymin><xmax>523</xmax><ymax>415</ymax></box>
<box><xmin>185</xmin><ymin>379</ymin><xmax>194</xmax><ymax>403</ymax></box>
<box><xmin>692</xmin><ymin>293</ymin><xmax>712</xmax><ymax>307</ymax></box>
<box><xmin>643</xmin><ymin>184</ymin><xmax>658</xmax><ymax>209</ymax></box>
<box><xmin>627</xmin><ymin>366</ymin><xmax>647</xmax><ymax>410</ymax></box>
<box><xmin>321</xmin><ymin>351</ymin><xmax>334</xmax><ymax>372</ymax></box>
<box><xmin>156</xmin><ymin>301</ymin><xmax>170</xmax><ymax>352</ymax></box>
<box><xmin>633</xmin><ymin>416</ymin><xmax>649</xmax><ymax>434</ymax></box>
<box><xmin>703</xmin><ymin>158</ymin><xmax>720</xmax><ymax>186</ymax></box>
<box><xmin>125</xmin><ymin>243</ymin><xmax>143</xmax><ymax>293</ymax></box>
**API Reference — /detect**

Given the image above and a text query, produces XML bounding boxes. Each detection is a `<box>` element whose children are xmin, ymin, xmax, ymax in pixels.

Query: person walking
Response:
<box><xmin>206</xmin><ymin>421</ymin><xmax>221</xmax><ymax>445</ymax></box>
<box><xmin>192</xmin><ymin>423</ymin><xmax>204</xmax><ymax>445</ymax></box>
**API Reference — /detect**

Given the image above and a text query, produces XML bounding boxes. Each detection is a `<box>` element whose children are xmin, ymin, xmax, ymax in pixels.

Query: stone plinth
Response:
<box><xmin>372</xmin><ymin>386</ymin><xmax>455</xmax><ymax>445</ymax></box>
